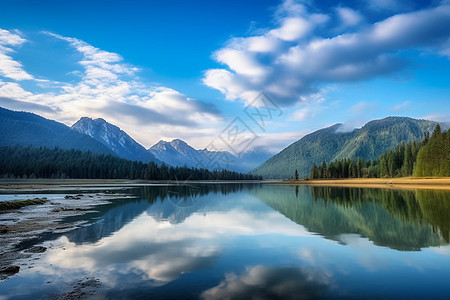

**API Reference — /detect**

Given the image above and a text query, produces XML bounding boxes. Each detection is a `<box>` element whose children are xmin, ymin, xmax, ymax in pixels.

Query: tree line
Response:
<box><xmin>308</xmin><ymin>124</ymin><xmax>449</xmax><ymax>179</ymax></box>
<box><xmin>0</xmin><ymin>146</ymin><xmax>262</xmax><ymax>180</ymax></box>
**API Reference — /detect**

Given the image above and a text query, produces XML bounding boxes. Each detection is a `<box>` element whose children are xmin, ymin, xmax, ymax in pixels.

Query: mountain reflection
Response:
<box><xmin>48</xmin><ymin>184</ymin><xmax>308</xmax><ymax>289</ymax></box>
<box><xmin>5</xmin><ymin>184</ymin><xmax>450</xmax><ymax>299</ymax></box>
<box><xmin>256</xmin><ymin>185</ymin><xmax>450</xmax><ymax>250</ymax></box>
<box><xmin>65</xmin><ymin>183</ymin><xmax>261</xmax><ymax>243</ymax></box>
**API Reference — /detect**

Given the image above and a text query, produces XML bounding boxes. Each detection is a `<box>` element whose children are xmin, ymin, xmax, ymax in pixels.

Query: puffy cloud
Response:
<box><xmin>0</xmin><ymin>29</ymin><xmax>34</xmax><ymax>81</ymax></box>
<box><xmin>0</xmin><ymin>30</ymin><xmax>223</xmax><ymax>148</ymax></box>
<box><xmin>336</xmin><ymin>7</ymin><xmax>364</xmax><ymax>29</ymax></box>
<box><xmin>203</xmin><ymin>1</ymin><xmax>450</xmax><ymax>106</ymax></box>
<box><xmin>201</xmin><ymin>265</ymin><xmax>331</xmax><ymax>300</ymax></box>
<box><xmin>270</xmin><ymin>17</ymin><xmax>313</xmax><ymax>41</ymax></box>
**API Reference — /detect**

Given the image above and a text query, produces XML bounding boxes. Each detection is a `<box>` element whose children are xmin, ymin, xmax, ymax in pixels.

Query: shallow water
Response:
<box><xmin>1</xmin><ymin>183</ymin><xmax>450</xmax><ymax>299</ymax></box>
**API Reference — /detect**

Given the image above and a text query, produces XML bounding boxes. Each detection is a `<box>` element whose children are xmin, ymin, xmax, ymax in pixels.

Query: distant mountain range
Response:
<box><xmin>148</xmin><ymin>139</ymin><xmax>272</xmax><ymax>173</ymax></box>
<box><xmin>250</xmin><ymin>117</ymin><xmax>440</xmax><ymax>179</ymax></box>
<box><xmin>73</xmin><ymin>117</ymin><xmax>272</xmax><ymax>172</ymax></box>
<box><xmin>0</xmin><ymin>107</ymin><xmax>272</xmax><ymax>172</ymax></box>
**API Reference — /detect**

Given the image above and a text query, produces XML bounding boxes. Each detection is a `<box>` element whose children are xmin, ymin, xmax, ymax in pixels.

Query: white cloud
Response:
<box><xmin>203</xmin><ymin>1</ymin><xmax>450</xmax><ymax>106</ymax></box>
<box><xmin>336</xmin><ymin>7</ymin><xmax>364</xmax><ymax>29</ymax></box>
<box><xmin>0</xmin><ymin>30</ymin><xmax>223</xmax><ymax>149</ymax></box>
<box><xmin>292</xmin><ymin>107</ymin><xmax>310</xmax><ymax>121</ymax></box>
<box><xmin>349</xmin><ymin>101</ymin><xmax>378</xmax><ymax>115</ymax></box>
<box><xmin>432</xmin><ymin>245</ymin><xmax>450</xmax><ymax>257</ymax></box>
<box><xmin>422</xmin><ymin>113</ymin><xmax>450</xmax><ymax>123</ymax></box>
<box><xmin>270</xmin><ymin>17</ymin><xmax>312</xmax><ymax>41</ymax></box>
<box><xmin>0</xmin><ymin>29</ymin><xmax>34</xmax><ymax>81</ymax></box>
<box><xmin>335</xmin><ymin>118</ymin><xmax>368</xmax><ymax>132</ymax></box>
<box><xmin>0</xmin><ymin>80</ymin><xmax>34</xmax><ymax>98</ymax></box>
<box><xmin>391</xmin><ymin>100</ymin><xmax>410</xmax><ymax>112</ymax></box>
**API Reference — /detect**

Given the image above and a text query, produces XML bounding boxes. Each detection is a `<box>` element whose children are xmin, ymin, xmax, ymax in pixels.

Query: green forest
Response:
<box><xmin>309</xmin><ymin>125</ymin><xmax>450</xmax><ymax>179</ymax></box>
<box><xmin>0</xmin><ymin>146</ymin><xmax>262</xmax><ymax>181</ymax></box>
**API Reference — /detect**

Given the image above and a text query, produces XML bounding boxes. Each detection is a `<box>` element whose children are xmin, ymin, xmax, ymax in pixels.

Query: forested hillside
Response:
<box><xmin>310</xmin><ymin>125</ymin><xmax>449</xmax><ymax>179</ymax></box>
<box><xmin>414</xmin><ymin>124</ymin><xmax>450</xmax><ymax>177</ymax></box>
<box><xmin>250</xmin><ymin>117</ymin><xmax>437</xmax><ymax>179</ymax></box>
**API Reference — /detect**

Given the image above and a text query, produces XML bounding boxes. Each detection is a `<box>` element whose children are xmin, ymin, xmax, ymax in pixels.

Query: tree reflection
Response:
<box><xmin>255</xmin><ymin>185</ymin><xmax>450</xmax><ymax>250</ymax></box>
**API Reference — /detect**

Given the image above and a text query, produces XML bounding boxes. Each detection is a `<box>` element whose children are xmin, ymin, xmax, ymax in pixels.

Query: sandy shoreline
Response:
<box><xmin>274</xmin><ymin>177</ymin><xmax>450</xmax><ymax>190</ymax></box>
<box><xmin>1</xmin><ymin>178</ymin><xmax>449</xmax><ymax>191</ymax></box>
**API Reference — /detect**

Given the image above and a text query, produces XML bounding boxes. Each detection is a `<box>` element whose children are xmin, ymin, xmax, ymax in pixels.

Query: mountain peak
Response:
<box><xmin>170</xmin><ymin>139</ymin><xmax>189</xmax><ymax>150</ymax></box>
<box><xmin>71</xmin><ymin>116</ymin><xmax>159</xmax><ymax>163</ymax></box>
<box><xmin>151</xmin><ymin>140</ymin><xmax>171</xmax><ymax>151</ymax></box>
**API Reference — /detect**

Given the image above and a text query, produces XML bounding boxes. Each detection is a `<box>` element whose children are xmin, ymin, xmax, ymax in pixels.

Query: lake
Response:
<box><xmin>1</xmin><ymin>183</ymin><xmax>450</xmax><ymax>299</ymax></box>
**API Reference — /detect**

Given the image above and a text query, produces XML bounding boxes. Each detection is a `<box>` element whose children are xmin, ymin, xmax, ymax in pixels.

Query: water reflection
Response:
<box><xmin>257</xmin><ymin>185</ymin><xmax>450</xmax><ymax>250</ymax></box>
<box><xmin>65</xmin><ymin>184</ymin><xmax>262</xmax><ymax>244</ymax></box>
<box><xmin>2</xmin><ymin>184</ymin><xmax>450</xmax><ymax>299</ymax></box>
<box><xmin>41</xmin><ymin>185</ymin><xmax>308</xmax><ymax>288</ymax></box>
<box><xmin>202</xmin><ymin>265</ymin><xmax>331</xmax><ymax>300</ymax></box>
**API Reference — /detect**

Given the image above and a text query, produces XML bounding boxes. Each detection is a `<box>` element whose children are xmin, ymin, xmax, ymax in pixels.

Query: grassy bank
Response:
<box><xmin>0</xmin><ymin>198</ymin><xmax>47</xmax><ymax>211</ymax></box>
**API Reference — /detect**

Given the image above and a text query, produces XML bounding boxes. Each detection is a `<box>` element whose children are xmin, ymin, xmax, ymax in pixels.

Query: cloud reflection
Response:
<box><xmin>201</xmin><ymin>265</ymin><xmax>331</xmax><ymax>300</ymax></box>
<box><xmin>42</xmin><ymin>208</ymin><xmax>311</xmax><ymax>287</ymax></box>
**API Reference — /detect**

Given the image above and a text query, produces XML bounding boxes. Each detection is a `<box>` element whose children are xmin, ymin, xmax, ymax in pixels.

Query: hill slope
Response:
<box><xmin>0</xmin><ymin>107</ymin><xmax>114</xmax><ymax>155</ymax></box>
<box><xmin>72</xmin><ymin>117</ymin><xmax>160</xmax><ymax>163</ymax></box>
<box><xmin>250</xmin><ymin>117</ymin><xmax>437</xmax><ymax>179</ymax></box>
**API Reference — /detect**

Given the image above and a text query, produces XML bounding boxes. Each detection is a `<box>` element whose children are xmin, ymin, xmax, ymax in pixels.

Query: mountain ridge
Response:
<box><xmin>0</xmin><ymin>107</ymin><xmax>115</xmax><ymax>155</ymax></box>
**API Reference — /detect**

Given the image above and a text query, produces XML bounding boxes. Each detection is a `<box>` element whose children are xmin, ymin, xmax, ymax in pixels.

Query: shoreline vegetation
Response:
<box><xmin>278</xmin><ymin>177</ymin><xmax>450</xmax><ymax>190</ymax></box>
<box><xmin>0</xmin><ymin>198</ymin><xmax>47</xmax><ymax>211</ymax></box>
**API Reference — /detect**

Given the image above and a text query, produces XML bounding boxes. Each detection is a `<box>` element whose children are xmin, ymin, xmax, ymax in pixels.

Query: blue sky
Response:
<box><xmin>0</xmin><ymin>0</ymin><xmax>449</xmax><ymax>152</ymax></box>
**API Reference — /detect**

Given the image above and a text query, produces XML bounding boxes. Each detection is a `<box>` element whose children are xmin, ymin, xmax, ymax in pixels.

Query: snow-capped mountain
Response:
<box><xmin>71</xmin><ymin>117</ymin><xmax>161</xmax><ymax>164</ymax></box>
<box><xmin>149</xmin><ymin>139</ymin><xmax>216</xmax><ymax>168</ymax></box>
<box><xmin>70</xmin><ymin>116</ymin><xmax>272</xmax><ymax>171</ymax></box>
<box><xmin>149</xmin><ymin>139</ymin><xmax>273</xmax><ymax>172</ymax></box>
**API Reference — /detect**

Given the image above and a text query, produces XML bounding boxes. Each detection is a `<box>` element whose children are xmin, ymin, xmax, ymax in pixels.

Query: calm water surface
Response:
<box><xmin>1</xmin><ymin>184</ymin><xmax>450</xmax><ymax>299</ymax></box>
